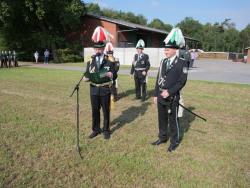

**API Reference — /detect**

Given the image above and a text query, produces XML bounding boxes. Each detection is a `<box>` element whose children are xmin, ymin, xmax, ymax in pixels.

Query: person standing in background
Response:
<box><xmin>34</xmin><ymin>51</ymin><xmax>39</xmax><ymax>64</ymax></box>
<box><xmin>44</xmin><ymin>49</ymin><xmax>49</xmax><ymax>64</ymax></box>
<box><xmin>130</xmin><ymin>39</ymin><xmax>150</xmax><ymax>102</ymax></box>
<box><xmin>104</xmin><ymin>42</ymin><xmax>120</xmax><ymax>102</ymax></box>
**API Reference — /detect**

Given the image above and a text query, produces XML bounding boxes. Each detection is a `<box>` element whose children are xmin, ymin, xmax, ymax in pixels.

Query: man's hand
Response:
<box><xmin>153</xmin><ymin>97</ymin><xmax>157</xmax><ymax>104</ymax></box>
<box><xmin>142</xmin><ymin>71</ymin><xmax>146</xmax><ymax>76</ymax></box>
<box><xmin>106</xmin><ymin>72</ymin><xmax>113</xmax><ymax>78</ymax></box>
<box><xmin>160</xmin><ymin>90</ymin><xmax>169</xmax><ymax>98</ymax></box>
<box><xmin>83</xmin><ymin>76</ymin><xmax>89</xmax><ymax>82</ymax></box>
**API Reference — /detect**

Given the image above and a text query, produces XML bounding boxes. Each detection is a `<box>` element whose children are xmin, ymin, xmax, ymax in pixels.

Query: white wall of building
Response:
<box><xmin>84</xmin><ymin>48</ymin><xmax>166</xmax><ymax>67</ymax></box>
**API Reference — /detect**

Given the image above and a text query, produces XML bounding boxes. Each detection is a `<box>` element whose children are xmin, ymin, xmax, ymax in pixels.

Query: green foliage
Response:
<box><xmin>223</xmin><ymin>28</ymin><xmax>240</xmax><ymax>52</ymax></box>
<box><xmin>87</xmin><ymin>3</ymin><xmax>147</xmax><ymax>25</ymax></box>
<box><xmin>239</xmin><ymin>24</ymin><xmax>250</xmax><ymax>50</ymax></box>
<box><xmin>0</xmin><ymin>0</ymin><xmax>86</xmax><ymax>55</ymax></box>
<box><xmin>86</xmin><ymin>2</ymin><xmax>101</xmax><ymax>15</ymax></box>
<box><xmin>0</xmin><ymin>29</ymin><xmax>7</xmax><ymax>49</ymax></box>
<box><xmin>17</xmin><ymin>51</ymin><xmax>33</xmax><ymax>61</ymax></box>
<box><xmin>148</xmin><ymin>18</ymin><xmax>172</xmax><ymax>32</ymax></box>
<box><xmin>176</xmin><ymin>17</ymin><xmax>249</xmax><ymax>52</ymax></box>
<box><xmin>176</xmin><ymin>17</ymin><xmax>204</xmax><ymax>45</ymax></box>
<box><xmin>54</xmin><ymin>48</ymin><xmax>83</xmax><ymax>63</ymax></box>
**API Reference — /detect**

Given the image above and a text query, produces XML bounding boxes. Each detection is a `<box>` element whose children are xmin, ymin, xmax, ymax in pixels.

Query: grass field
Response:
<box><xmin>0</xmin><ymin>67</ymin><xmax>250</xmax><ymax>188</ymax></box>
<box><xmin>21</xmin><ymin>61</ymin><xmax>158</xmax><ymax>70</ymax></box>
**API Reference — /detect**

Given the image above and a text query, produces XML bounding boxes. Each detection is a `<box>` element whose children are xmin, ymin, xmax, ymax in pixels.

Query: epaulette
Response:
<box><xmin>84</xmin><ymin>55</ymin><xmax>93</xmax><ymax>64</ymax></box>
<box><xmin>161</xmin><ymin>58</ymin><xmax>167</xmax><ymax>62</ymax></box>
<box><xmin>106</xmin><ymin>55</ymin><xmax>115</xmax><ymax>62</ymax></box>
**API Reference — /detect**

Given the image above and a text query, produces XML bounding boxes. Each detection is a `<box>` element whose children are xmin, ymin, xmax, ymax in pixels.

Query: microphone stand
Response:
<box><xmin>69</xmin><ymin>74</ymin><xmax>85</xmax><ymax>158</ymax></box>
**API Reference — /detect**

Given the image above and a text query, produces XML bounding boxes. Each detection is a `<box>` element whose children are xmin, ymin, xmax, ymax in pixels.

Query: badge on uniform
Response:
<box><xmin>183</xmin><ymin>67</ymin><xmax>188</xmax><ymax>74</ymax></box>
<box><xmin>104</xmin><ymin>66</ymin><xmax>110</xmax><ymax>71</ymax></box>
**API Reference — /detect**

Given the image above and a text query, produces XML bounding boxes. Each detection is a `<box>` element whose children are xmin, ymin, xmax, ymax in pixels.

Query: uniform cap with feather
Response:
<box><xmin>164</xmin><ymin>28</ymin><xmax>185</xmax><ymax>49</ymax></box>
<box><xmin>91</xmin><ymin>26</ymin><xmax>108</xmax><ymax>48</ymax></box>
<box><xmin>104</xmin><ymin>42</ymin><xmax>114</xmax><ymax>54</ymax></box>
<box><xmin>136</xmin><ymin>39</ymin><xmax>145</xmax><ymax>49</ymax></box>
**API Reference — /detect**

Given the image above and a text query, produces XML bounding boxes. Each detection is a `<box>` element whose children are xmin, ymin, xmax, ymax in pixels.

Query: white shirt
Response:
<box><xmin>169</xmin><ymin>55</ymin><xmax>177</xmax><ymax>65</ymax></box>
<box><xmin>95</xmin><ymin>53</ymin><xmax>104</xmax><ymax>65</ymax></box>
<box><xmin>34</xmin><ymin>52</ymin><xmax>39</xmax><ymax>58</ymax></box>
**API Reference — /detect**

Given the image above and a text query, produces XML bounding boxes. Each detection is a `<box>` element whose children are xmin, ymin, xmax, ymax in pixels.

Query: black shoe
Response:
<box><xmin>151</xmin><ymin>139</ymin><xmax>167</xmax><ymax>146</ymax></box>
<box><xmin>135</xmin><ymin>96</ymin><xmax>141</xmax><ymax>100</ymax></box>
<box><xmin>103</xmin><ymin>132</ymin><xmax>110</xmax><ymax>140</ymax></box>
<box><xmin>88</xmin><ymin>131</ymin><xmax>101</xmax><ymax>139</ymax></box>
<box><xmin>167</xmin><ymin>143</ymin><xmax>179</xmax><ymax>152</ymax></box>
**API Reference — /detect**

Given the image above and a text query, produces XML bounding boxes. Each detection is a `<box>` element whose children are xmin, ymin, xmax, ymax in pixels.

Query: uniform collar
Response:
<box><xmin>169</xmin><ymin>55</ymin><xmax>177</xmax><ymax>65</ymax></box>
<box><xmin>138</xmin><ymin>53</ymin><xmax>143</xmax><ymax>58</ymax></box>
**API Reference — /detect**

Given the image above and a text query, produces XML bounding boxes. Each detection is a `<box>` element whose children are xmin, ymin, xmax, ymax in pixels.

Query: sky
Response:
<box><xmin>85</xmin><ymin>0</ymin><xmax>250</xmax><ymax>31</ymax></box>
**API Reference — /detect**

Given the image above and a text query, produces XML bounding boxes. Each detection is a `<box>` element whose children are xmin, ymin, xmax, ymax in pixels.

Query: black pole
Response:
<box><xmin>76</xmin><ymin>85</ymin><xmax>80</xmax><ymax>152</ymax></box>
<box><xmin>70</xmin><ymin>74</ymin><xmax>85</xmax><ymax>158</ymax></box>
<box><xmin>178</xmin><ymin>103</ymin><xmax>207</xmax><ymax>122</ymax></box>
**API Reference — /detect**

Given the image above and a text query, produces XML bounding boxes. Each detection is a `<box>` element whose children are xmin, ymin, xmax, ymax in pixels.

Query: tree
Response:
<box><xmin>239</xmin><ymin>24</ymin><xmax>250</xmax><ymax>51</ymax></box>
<box><xmin>148</xmin><ymin>18</ymin><xmax>172</xmax><ymax>32</ymax></box>
<box><xmin>223</xmin><ymin>28</ymin><xmax>240</xmax><ymax>52</ymax></box>
<box><xmin>0</xmin><ymin>0</ymin><xmax>86</xmax><ymax>61</ymax></box>
<box><xmin>0</xmin><ymin>29</ymin><xmax>7</xmax><ymax>49</ymax></box>
<box><xmin>86</xmin><ymin>3</ymin><xmax>147</xmax><ymax>25</ymax></box>
<box><xmin>221</xmin><ymin>18</ymin><xmax>236</xmax><ymax>31</ymax></box>
<box><xmin>176</xmin><ymin>17</ymin><xmax>203</xmax><ymax>40</ymax></box>
<box><xmin>86</xmin><ymin>2</ymin><xmax>101</xmax><ymax>15</ymax></box>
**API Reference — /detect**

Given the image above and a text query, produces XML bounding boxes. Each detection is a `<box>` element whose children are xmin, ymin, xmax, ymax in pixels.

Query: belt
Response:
<box><xmin>135</xmin><ymin>68</ymin><xmax>146</xmax><ymax>71</ymax></box>
<box><xmin>90</xmin><ymin>82</ymin><xmax>112</xmax><ymax>87</ymax></box>
<box><xmin>159</xmin><ymin>88</ymin><xmax>167</xmax><ymax>92</ymax></box>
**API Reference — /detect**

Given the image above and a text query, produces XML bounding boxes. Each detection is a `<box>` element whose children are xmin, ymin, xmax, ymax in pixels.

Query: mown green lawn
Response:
<box><xmin>0</xmin><ymin>67</ymin><xmax>250</xmax><ymax>188</ymax></box>
<box><xmin>20</xmin><ymin>61</ymin><xmax>158</xmax><ymax>70</ymax></box>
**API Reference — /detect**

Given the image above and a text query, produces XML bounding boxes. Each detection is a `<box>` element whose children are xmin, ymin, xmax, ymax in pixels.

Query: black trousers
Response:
<box><xmin>134</xmin><ymin>74</ymin><xmax>146</xmax><ymax>100</ymax></box>
<box><xmin>14</xmin><ymin>60</ymin><xmax>18</xmax><ymax>67</ymax></box>
<box><xmin>1</xmin><ymin>59</ymin><xmax>7</xmax><ymax>68</ymax></box>
<box><xmin>157</xmin><ymin>101</ymin><xmax>180</xmax><ymax>144</ymax></box>
<box><xmin>90</xmin><ymin>94</ymin><xmax>111</xmax><ymax>133</ymax></box>
<box><xmin>8</xmin><ymin>60</ymin><xmax>12</xmax><ymax>67</ymax></box>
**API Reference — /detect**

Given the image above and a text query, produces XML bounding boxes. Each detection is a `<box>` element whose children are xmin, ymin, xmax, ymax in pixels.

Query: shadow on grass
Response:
<box><xmin>110</xmin><ymin>101</ymin><xmax>151</xmax><ymax>134</ymax></box>
<box><xmin>117</xmin><ymin>88</ymin><xmax>155</xmax><ymax>101</ymax></box>
<box><xmin>179</xmin><ymin>106</ymin><xmax>206</xmax><ymax>143</ymax></box>
<box><xmin>117</xmin><ymin>88</ymin><xmax>134</xmax><ymax>100</ymax></box>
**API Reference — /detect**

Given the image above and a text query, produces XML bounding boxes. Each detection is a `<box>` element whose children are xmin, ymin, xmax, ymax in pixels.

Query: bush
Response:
<box><xmin>237</xmin><ymin>53</ymin><xmax>244</xmax><ymax>59</ymax></box>
<box><xmin>54</xmin><ymin>48</ymin><xmax>83</xmax><ymax>63</ymax></box>
<box><xmin>17</xmin><ymin>51</ymin><xmax>34</xmax><ymax>61</ymax></box>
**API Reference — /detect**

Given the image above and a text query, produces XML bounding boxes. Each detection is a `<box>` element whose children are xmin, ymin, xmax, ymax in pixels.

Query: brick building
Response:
<box><xmin>246</xmin><ymin>47</ymin><xmax>250</xmax><ymax>63</ymax></box>
<box><xmin>80</xmin><ymin>13</ymin><xmax>199</xmax><ymax>48</ymax></box>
